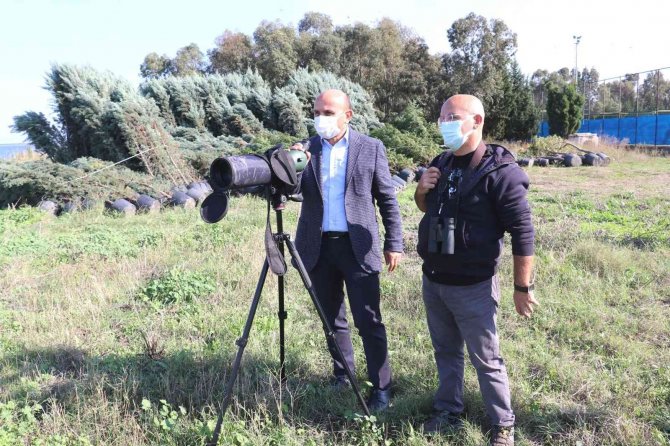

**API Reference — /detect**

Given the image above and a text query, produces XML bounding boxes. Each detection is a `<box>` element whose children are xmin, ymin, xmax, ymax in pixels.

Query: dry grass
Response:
<box><xmin>8</xmin><ymin>147</ymin><xmax>46</xmax><ymax>162</ymax></box>
<box><xmin>523</xmin><ymin>143</ymin><xmax>670</xmax><ymax>199</ymax></box>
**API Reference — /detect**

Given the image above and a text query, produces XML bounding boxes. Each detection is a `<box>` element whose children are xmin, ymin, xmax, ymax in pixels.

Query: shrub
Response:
<box><xmin>370</xmin><ymin>124</ymin><xmax>441</xmax><ymax>167</ymax></box>
<box><xmin>137</xmin><ymin>268</ymin><xmax>216</xmax><ymax>307</ymax></box>
<box><xmin>0</xmin><ymin>158</ymin><xmax>172</xmax><ymax>208</ymax></box>
<box><xmin>390</xmin><ymin>102</ymin><xmax>442</xmax><ymax>144</ymax></box>
<box><xmin>546</xmin><ymin>82</ymin><xmax>585</xmax><ymax>137</ymax></box>
<box><xmin>526</xmin><ymin>135</ymin><xmax>568</xmax><ymax>157</ymax></box>
<box><xmin>385</xmin><ymin>149</ymin><xmax>416</xmax><ymax>172</ymax></box>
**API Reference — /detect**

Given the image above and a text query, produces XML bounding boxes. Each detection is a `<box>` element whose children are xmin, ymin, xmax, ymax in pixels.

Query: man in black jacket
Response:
<box><xmin>415</xmin><ymin>94</ymin><xmax>537</xmax><ymax>446</ymax></box>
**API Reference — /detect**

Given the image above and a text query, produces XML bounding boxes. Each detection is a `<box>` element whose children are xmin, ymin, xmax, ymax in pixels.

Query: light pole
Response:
<box><xmin>573</xmin><ymin>35</ymin><xmax>582</xmax><ymax>84</ymax></box>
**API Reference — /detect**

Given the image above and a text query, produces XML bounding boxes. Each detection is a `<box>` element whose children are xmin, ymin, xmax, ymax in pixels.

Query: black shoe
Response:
<box><xmin>366</xmin><ymin>388</ymin><xmax>391</xmax><ymax>412</ymax></box>
<box><xmin>489</xmin><ymin>425</ymin><xmax>514</xmax><ymax>446</ymax></box>
<box><xmin>330</xmin><ymin>375</ymin><xmax>351</xmax><ymax>389</ymax></box>
<box><xmin>422</xmin><ymin>410</ymin><xmax>464</xmax><ymax>434</ymax></box>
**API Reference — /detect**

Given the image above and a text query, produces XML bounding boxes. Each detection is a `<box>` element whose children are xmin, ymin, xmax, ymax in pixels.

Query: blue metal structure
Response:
<box><xmin>539</xmin><ymin>113</ymin><xmax>670</xmax><ymax>145</ymax></box>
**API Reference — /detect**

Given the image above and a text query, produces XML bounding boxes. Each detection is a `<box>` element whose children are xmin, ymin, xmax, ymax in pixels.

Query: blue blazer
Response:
<box><xmin>294</xmin><ymin>128</ymin><xmax>404</xmax><ymax>273</ymax></box>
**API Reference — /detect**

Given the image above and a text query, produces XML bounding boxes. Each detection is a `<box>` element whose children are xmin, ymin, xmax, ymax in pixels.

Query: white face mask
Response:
<box><xmin>314</xmin><ymin>114</ymin><xmax>344</xmax><ymax>139</ymax></box>
<box><xmin>439</xmin><ymin>117</ymin><xmax>474</xmax><ymax>151</ymax></box>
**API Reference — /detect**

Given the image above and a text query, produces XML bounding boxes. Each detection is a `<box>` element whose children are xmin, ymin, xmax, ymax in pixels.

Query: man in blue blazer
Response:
<box><xmin>292</xmin><ymin>89</ymin><xmax>403</xmax><ymax>411</ymax></box>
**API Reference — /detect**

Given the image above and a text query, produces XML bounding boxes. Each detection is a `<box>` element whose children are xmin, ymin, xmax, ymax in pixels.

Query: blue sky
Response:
<box><xmin>1</xmin><ymin>0</ymin><xmax>667</xmax><ymax>143</ymax></box>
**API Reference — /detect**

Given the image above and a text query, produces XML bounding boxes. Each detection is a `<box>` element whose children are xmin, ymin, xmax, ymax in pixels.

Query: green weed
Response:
<box><xmin>137</xmin><ymin>268</ymin><xmax>216</xmax><ymax>307</ymax></box>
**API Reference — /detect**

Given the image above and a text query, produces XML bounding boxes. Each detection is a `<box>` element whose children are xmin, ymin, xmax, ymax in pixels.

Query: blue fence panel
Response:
<box><xmin>661</xmin><ymin>115</ymin><xmax>670</xmax><ymax>145</ymax></box>
<box><xmin>540</xmin><ymin>113</ymin><xmax>670</xmax><ymax>145</ymax></box>
<box><xmin>603</xmin><ymin>118</ymin><xmax>620</xmax><ymax>140</ymax></box>
<box><xmin>618</xmin><ymin>116</ymin><xmax>637</xmax><ymax>144</ymax></box>
<box><xmin>637</xmin><ymin>115</ymin><xmax>655</xmax><ymax>145</ymax></box>
<box><xmin>539</xmin><ymin>121</ymin><xmax>549</xmax><ymax>136</ymax></box>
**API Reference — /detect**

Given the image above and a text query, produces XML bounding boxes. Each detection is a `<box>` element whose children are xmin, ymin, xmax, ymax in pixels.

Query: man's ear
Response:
<box><xmin>473</xmin><ymin>114</ymin><xmax>484</xmax><ymax>127</ymax></box>
<box><xmin>345</xmin><ymin>110</ymin><xmax>353</xmax><ymax>121</ymax></box>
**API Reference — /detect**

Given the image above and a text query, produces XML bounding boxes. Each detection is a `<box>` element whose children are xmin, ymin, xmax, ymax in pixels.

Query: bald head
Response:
<box><xmin>316</xmin><ymin>89</ymin><xmax>352</xmax><ymax>111</ymax></box>
<box><xmin>442</xmin><ymin>94</ymin><xmax>485</xmax><ymax>119</ymax></box>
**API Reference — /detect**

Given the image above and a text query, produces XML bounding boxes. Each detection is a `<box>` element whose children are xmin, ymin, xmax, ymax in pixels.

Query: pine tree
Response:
<box><xmin>269</xmin><ymin>88</ymin><xmax>308</xmax><ymax>136</ymax></box>
<box><xmin>505</xmin><ymin>63</ymin><xmax>541</xmax><ymax>141</ymax></box>
<box><xmin>11</xmin><ymin>112</ymin><xmax>67</xmax><ymax>162</ymax></box>
<box><xmin>547</xmin><ymin>82</ymin><xmax>585</xmax><ymax>137</ymax></box>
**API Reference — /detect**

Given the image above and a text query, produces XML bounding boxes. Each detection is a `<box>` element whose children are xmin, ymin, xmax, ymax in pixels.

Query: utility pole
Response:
<box><xmin>573</xmin><ymin>35</ymin><xmax>582</xmax><ymax>84</ymax></box>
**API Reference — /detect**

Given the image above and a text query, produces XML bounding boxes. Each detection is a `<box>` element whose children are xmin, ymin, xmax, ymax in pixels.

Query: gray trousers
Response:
<box><xmin>422</xmin><ymin>274</ymin><xmax>515</xmax><ymax>426</ymax></box>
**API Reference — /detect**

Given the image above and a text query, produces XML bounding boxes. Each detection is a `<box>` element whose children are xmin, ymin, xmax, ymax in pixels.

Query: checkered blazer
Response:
<box><xmin>294</xmin><ymin>129</ymin><xmax>404</xmax><ymax>273</ymax></box>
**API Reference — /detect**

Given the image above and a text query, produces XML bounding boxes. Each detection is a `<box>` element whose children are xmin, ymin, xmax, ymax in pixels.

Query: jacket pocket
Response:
<box><xmin>417</xmin><ymin>214</ymin><xmax>430</xmax><ymax>259</ymax></box>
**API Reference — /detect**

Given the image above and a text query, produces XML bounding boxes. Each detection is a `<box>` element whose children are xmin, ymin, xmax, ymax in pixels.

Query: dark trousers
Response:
<box><xmin>308</xmin><ymin>235</ymin><xmax>391</xmax><ymax>389</ymax></box>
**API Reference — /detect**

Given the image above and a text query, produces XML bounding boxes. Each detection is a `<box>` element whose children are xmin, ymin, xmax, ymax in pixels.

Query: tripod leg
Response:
<box><xmin>284</xmin><ymin>238</ymin><xmax>371</xmax><ymax>417</ymax></box>
<box><xmin>207</xmin><ymin>259</ymin><xmax>270</xmax><ymax>446</ymax></box>
<box><xmin>278</xmin><ymin>273</ymin><xmax>287</xmax><ymax>383</ymax></box>
<box><xmin>276</xmin><ymin>211</ymin><xmax>287</xmax><ymax>384</ymax></box>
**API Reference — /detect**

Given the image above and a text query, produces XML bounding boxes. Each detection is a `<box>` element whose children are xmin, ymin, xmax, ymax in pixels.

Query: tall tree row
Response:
<box><xmin>140</xmin><ymin>12</ymin><xmax>541</xmax><ymax>141</ymax></box>
<box><xmin>532</xmin><ymin>66</ymin><xmax>669</xmax><ymax>119</ymax></box>
<box><xmin>441</xmin><ymin>14</ymin><xmax>539</xmax><ymax>139</ymax></box>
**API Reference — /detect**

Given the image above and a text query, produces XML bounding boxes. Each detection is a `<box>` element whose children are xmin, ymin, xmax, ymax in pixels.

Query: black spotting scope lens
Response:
<box><xmin>209</xmin><ymin>157</ymin><xmax>233</xmax><ymax>190</ymax></box>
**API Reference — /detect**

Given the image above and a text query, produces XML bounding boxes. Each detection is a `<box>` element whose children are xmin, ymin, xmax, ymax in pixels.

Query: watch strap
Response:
<box><xmin>514</xmin><ymin>283</ymin><xmax>534</xmax><ymax>293</ymax></box>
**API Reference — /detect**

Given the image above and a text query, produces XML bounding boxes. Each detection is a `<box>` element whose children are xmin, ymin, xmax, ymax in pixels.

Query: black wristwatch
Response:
<box><xmin>514</xmin><ymin>283</ymin><xmax>534</xmax><ymax>293</ymax></box>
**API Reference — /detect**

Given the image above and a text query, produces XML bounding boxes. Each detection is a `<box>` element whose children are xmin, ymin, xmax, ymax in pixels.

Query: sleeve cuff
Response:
<box><xmin>512</xmin><ymin>243</ymin><xmax>535</xmax><ymax>256</ymax></box>
<box><xmin>384</xmin><ymin>242</ymin><xmax>404</xmax><ymax>253</ymax></box>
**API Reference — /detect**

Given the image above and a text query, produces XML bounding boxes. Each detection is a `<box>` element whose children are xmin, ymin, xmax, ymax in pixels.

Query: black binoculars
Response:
<box><xmin>428</xmin><ymin>217</ymin><xmax>456</xmax><ymax>255</ymax></box>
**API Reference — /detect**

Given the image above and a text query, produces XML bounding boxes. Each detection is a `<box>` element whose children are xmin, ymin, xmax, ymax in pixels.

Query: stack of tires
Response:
<box><xmin>518</xmin><ymin>152</ymin><xmax>610</xmax><ymax>168</ymax></box>
<box><xmin>388</xmin><ymin>167</ymin><xmax>418</xmax><ymax>194</ymax></box>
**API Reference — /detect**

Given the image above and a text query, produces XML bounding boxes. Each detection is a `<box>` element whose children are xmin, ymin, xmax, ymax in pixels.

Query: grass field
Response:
<box><xmin>1</xmin><ymin>147</ymin><xmax>669</xmax><ymax>445</ymax></box>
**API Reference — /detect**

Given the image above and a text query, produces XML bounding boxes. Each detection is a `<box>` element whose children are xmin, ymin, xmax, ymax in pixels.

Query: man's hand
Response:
<box><xmin>416</xmin><ymin>167</ymin><xmax>441</xmax><ymax>196</ymax></box>
<box><xmin>384</xmin><ymin>251</ymin><xmax>402</xmax><ymax>272</ymax></box>
<box><xmin>513</xmin><ymin>290</ymin><xmax>539</xmax><ymax>318</ymax></box>
<box><xmin>414</xmin><ymin>166</ymin><xmax>441</xmax><ymax>212</ymax></box>
<box><xmin>291</xmin><ymin>142</ymin><xmax>311</xmax><ymax>162</ymax></box>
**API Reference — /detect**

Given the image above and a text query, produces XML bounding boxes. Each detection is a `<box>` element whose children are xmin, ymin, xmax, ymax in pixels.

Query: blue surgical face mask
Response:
<box><xmin>439</xmin><ymin>118</ymin><xmax>474</xmax><ymax>151</ymax></box>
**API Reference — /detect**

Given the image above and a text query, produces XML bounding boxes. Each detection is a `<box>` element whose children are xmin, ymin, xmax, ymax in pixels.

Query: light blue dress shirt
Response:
<box><xmin>321</xmin><ymin>128</ymin><xmax>349</xmax><ymax>232</ymax></box>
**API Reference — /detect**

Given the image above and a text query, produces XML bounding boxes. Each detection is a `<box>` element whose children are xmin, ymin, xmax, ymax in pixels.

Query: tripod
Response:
<box><xmin>207</xmin><ymin>192</ymin><xmax>370</xmax><ymax>446</ymax></box>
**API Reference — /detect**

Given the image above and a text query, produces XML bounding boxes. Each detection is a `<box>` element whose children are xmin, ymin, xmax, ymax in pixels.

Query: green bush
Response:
<box><xmin>246</xmin><ymin>130</ymin><xmax>301</xmax><ymax>153</ymax></box>
<box><xmin>137</xmin><ymin>268</ymin><xmax>216</xmax><ymax>307</ymax></box>
<box><xmin>370</xmin><ymin>124</ymin><xmax>441</xmax><ymax>168</ymax></box>
<box><xmin>0</xmin><ymin>159</ymin><xmax>172</xmax><ymax>208</ymax></box>
<box><xmin>11</xmin><ymin>65</ymin><xmax>197</xmax><ymax>184</ymax></box>
<box><xmin>385</xmin><ymin>149</ymin><xmax>416</xmax><ymax>172</ymax></box>
<box><xmin>526</xmin><ymin>135</ymin><xmax>568</xmax><ymax>157</ymax></box>
<box><xmin>546</xmin><ymin>82</ymin><xmax>585</xmax><ymax>137</ymax></box>
<box><xmin>390</xmin><ymin>102</ymin><xmax>442</xmax><ymax>144</ymax></box>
